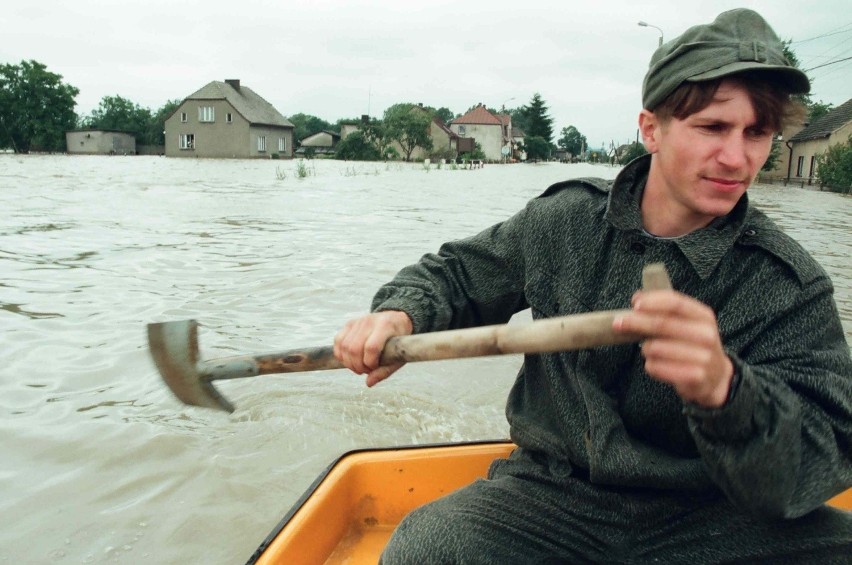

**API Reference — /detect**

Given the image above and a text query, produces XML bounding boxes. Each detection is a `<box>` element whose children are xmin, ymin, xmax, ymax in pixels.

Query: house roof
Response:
<box><xmin>185</xmin><ymin>81</ymin><xmax>294</xmax><ymax>128</ymax></box>
<box><xmin>452</xmin><ymin>105</ymin><xmax>502</xmax><ymax>125</ymax></box>
<box><xmin>432</xmin><ymin>117</ymin><xmax>458</xmax><ymax>139</ymax></box>
<box><xmin>300</xmin><ymin>130</ymin><xmax>341</xmax><ymax>143</ymax></box>
<box><xmin>789</xmin><ymin>98</ymin><xmax>852</xmax><ymax>142</ymax></box>
<box><xmin>512</xmin><ymin>127</ymin><xmax>526</xmax><ymax>138</ymax></box>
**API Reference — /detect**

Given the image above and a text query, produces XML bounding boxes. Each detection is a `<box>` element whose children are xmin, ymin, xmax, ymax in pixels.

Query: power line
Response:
<box><xmin>804</xmin><ymin>55</ymin><xmax>852</xmax><ymax>72</ymax></box>
<box><xmin>792</xmin><ymin>23</ymin><xmax>852</xmax><ymax>44</ymax></box>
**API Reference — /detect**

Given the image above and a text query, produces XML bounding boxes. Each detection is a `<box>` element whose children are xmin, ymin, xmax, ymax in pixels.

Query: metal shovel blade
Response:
<box><xmin>147</xmin><ymin>320</ymin><xmax>235</xmax><ymax>413</ymax></box>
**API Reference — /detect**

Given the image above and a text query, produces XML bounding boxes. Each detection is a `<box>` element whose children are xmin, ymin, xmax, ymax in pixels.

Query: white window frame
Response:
<box><xmin>198</xmin><ymin>106</ymin><xmax>215</xmax><ymax>123</ymax></box>
<box><xmin>257</xmin><ymin>135</ymin><xmax>267</xmax><ymax>152</ymax></box>
<box><xmin>180</xmin><ymin>112</ymin><xmax>187</xmax><ymax>123</ymax></box>
<box><xmin>179</xmin><ymin>133</ymin><xmax>194</xmax><ymax>150</ymax></box>
<box><xmin>226</xmin><ymin>112</ymin><xmax>233</xmax><ymax>123</ymax></box>
<box><xmin>458</xmin><ymin>125</ymin><xmax>466</xmax><ymax>135</ymax></box>
<box><xmin>278</xmin><ymin>137</ymin><xmax>286</xmax><ymax>152</ymax></box>
<box><xmin>796</xmin><ymin>155</ymin><xmax>804</xmax><ymax>177</ymax></box>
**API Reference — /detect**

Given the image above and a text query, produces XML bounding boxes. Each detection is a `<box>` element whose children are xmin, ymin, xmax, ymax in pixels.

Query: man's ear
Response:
<box><xmin>638</xmin><ymin>110</ymin><xmax>660</xmax><ymax>153</ymax></box>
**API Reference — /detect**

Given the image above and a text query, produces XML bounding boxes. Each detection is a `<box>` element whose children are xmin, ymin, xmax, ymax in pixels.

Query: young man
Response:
<box><xmin>335</xmin><ymin>9</ymin><xmax>852</xmax><ymax>563</ymax></box>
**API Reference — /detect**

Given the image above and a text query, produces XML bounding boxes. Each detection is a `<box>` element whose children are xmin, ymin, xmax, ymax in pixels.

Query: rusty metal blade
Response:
<box><xmin>147</xmin><ymin>320</ymin><xmax>235</xmax><ymax>413</ymax></box>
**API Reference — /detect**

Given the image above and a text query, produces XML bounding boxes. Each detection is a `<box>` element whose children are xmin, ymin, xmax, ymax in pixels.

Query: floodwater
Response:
<box><xmin>0</xmin><ymin>155</ymin><xmax>849</xmax><ymax>564</ymax></box>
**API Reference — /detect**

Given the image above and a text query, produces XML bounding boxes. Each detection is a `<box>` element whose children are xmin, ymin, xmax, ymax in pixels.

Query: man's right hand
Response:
<box><xmin>333</xmin><ymin>310</ymin><xmax>414</xmax><ymax>387</ymax></box>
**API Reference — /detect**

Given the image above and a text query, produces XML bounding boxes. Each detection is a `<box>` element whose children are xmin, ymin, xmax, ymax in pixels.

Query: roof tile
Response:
<box><xmin>186</xmin><ymin>81</ymin><xmax>294</xmax><ymax>128</ymax></box>
<box><xmin>452</xmin><ymin>105</ymin><xmax>502</xmax><ymax>125</ymax></box>
<box><xmin>789</xmin><ymin>98</ymin><xmax>852</xmax><ymax>142</ymax></box>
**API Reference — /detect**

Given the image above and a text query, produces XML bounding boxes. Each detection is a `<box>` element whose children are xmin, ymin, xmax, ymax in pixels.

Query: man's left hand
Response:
<box><xmin>614</xmin><ymin>290</ymin><xmax>734</xmax><ymax>408</ymax></box>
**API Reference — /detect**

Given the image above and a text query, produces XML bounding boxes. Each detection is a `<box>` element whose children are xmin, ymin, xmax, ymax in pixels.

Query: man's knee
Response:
<box><xmin>381</xmin><ymin>504</ymin><xmax>459</xmax><ymax>564</ymax></box>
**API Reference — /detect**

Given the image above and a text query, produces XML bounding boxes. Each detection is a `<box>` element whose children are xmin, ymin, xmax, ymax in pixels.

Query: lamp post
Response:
<box><xmin>501</xmin><ymin>97</ymin><xmax>516</xmax><ymax>112</ymax></box>
<box><xmin>638</xmin><ymin>21</ymin><xmax>664</xmax><ymax>47</ymax></box>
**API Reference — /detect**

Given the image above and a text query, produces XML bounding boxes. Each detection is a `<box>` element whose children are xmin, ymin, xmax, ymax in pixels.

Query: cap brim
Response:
<box><xmin>687</xmin><ymin>61</ymin><xmax>810</xmax><ymax>94</ymax></box>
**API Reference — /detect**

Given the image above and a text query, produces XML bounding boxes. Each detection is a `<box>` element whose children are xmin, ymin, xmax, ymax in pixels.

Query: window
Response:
<box><xmin>809</xmin><ymin>156</ymin><xmax>816</xmax><ymax>178</ymax></box>
<box><xmin>278</xmin><ymin>137</ymin><xmax>286</xmax><ymax>152</ymax></box>
<box><xmin>198</xmin><ymin>106</ymin><xmax>215</xmax><ymax>122</ymax></box>
<box><xmin>179</xmin><ymin>133</ymin><xmax>195</xmax><ymax>150</ymax></box>
<box><xmin>226</xmin><ymin>112</ymin><xmax>233</xmax><ymax>123</ymax></box>
<box><xmin>180</xmin><ymin>112</ymin><xmax>187</xmax><ymax>123</ymax></box>
<box><xmin>459</xmin><ymin>125</ymin><xmax>466</xmax><ymax>135</ymax></box>
<box><xmin>796</xmin><ymin>155</ymin><xmax>804</xmax><ymax>177</ymax></box>
<box><xmin>257</xmin><ymin>135</ymin><xmax>267</xmax><ymax>152</ymax></box>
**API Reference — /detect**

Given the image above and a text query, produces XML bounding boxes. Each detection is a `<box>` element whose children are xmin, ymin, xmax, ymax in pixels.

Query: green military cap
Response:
<box><xmin>642</xmin><ymin>9</ymin><xmax>810</xmax><ymax>110</ymax></box>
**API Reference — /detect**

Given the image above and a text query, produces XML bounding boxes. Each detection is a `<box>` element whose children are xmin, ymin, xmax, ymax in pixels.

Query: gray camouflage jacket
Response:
<box><xmin>371</xmin><ymin>155</ymin><xmax>852</xmax><ymax>519</ymax></box>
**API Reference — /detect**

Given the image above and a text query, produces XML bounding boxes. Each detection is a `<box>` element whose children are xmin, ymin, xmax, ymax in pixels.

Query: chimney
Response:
<box><xmin>361</xmin><ymin>114</ymin><xmax>369</xmax><ymax>124</ymax></box>
<box><xmin>225</xmin><ymin>79</ymin><xmax>240</xmax><ymax>91</ymax></box>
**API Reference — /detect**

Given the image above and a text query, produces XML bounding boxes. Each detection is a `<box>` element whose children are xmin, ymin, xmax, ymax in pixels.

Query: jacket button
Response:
<box><xmin>631</xmin><ymin>241</ymin><xmax>646</xmax><ymax>254</ymax></box>
<box><xmin>744</xmin><ymin>229</ymin><xmax>757</xmax><ymax>237</ymax></box>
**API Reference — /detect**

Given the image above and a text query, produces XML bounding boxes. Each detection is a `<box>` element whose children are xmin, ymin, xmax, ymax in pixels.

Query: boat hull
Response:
<box><xmin>249</xmin><ymin>441</ymin><xmax>852</xmax><ymax>564</ymax></box>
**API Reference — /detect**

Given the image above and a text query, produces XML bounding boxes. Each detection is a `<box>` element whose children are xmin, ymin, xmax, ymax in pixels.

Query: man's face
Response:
<box><xmin>641</xmin><ymin>80</ymin><xmax>774</xmax><ymax>235</ymax></box>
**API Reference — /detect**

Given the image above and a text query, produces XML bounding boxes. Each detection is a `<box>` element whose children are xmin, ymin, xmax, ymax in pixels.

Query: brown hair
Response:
<box><xmin>653</xmin><ymin>71</ymin><xmax>806</xmax><ymax>132</ymax></box>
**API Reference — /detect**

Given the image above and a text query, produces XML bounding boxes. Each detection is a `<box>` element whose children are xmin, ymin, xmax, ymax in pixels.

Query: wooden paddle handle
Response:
<box><xmin>382</xmin><ymin>263</ymin><xmax>672</xmax><ymax>363</ymax></box>
<box><xmin>201</xmin><ymin>264</ymin><xmax>672</xmax><ymax>379</ymax></box>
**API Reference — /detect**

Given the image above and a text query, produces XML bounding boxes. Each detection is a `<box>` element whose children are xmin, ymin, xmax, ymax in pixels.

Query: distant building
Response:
<box><xmin>450</xmin><ymin>105</ymin><xmax>511</xmax><ymax>161</ymax></box>
<box><xmin>296</xmin><ymin>130</ymin><xmax>341</xmax><ymax>156</ymax></box>
<box><xmin>164</xmin><ymin>79</ymin><xmax>294</xmax><ymax>159</ymax></box>
<box><xmin>65</xmin><ymin>130</ymin><xmax>136</xmax><ymax>155</ymax></box>
<box><xmin>389</xmin><ymin>106</ymin><xmax>459</xmax><ymax>161</ymax></box>
<box><xmin>786</xmin><ymin>98</ymin><xmax>852</xmax><ymax>184</ymax></box>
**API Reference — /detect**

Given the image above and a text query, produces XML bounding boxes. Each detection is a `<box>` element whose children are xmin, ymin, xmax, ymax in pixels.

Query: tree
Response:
<box><xmin>557</xmin><ymin>126</ymin><xmax>587</xmax><ymax>157</ymax></box>
<box><xmin>383</xmin><ymin>103</ymin><xmax>433</xmax><ymax>161</ymax></box>
<box><xmin>806</xmin><ymin>101</ymin><xmax>833</xmax><ymax>123</ymax></box>
<box><xmin>0</xmin><ymin>60</ymin><xmax>79</xmax><ymax>153</ymax></box>
<box><xmin>145</xmin><ymin>99</ymin><xmax>181</xmax><ymax>145</ymax></box>
<box><xmin>781</xmin><ymin>40</ymin><xmax>833</xmax><ymax>125</ymax></box>
<box><xmin>289</xmin><ymin>113</ymin><xmax>333</xmax><ymax>145</ymax></box>
<box><xmin>524</xmin><ymin>135</ymin><xmax>551</xmax><ymax>161</ymax></box>
<box><xmin>335</xmin><ymin>130</ymin><xmax>382</xmax><ymax>161</ymax></box>
<box><xmin>508</xmin><ymin>107</ymin><xmax>528</xmax><ymax>134</ymax></box>
<box><xmin>816</xmin><ymin>135</ymin><xmax>852</xmax><ymax>194</ymax></box>
<box><xmin>84</xmin><ymin>95</ymin><xmax>153</xmax><ymax>143</ymax></box>
<box><xmin>419</xmin><ymin>105</ymin><xmax>455</xmax><ymax>124</ymax></box>
<box><xmin>762</xmin><ymin>138</ymin><xmax>783</xmax><ymax>172</ymax></box>
<box><xmin>619</xmin><ymin>142</ymin><xmax>648</xmax><ymax>165</ymax></box>
<box><xmin>335</xmin><ymin>117</ymin><xmax>389</xmax><ymax>161</ymax></box>
<box><xmin>522</xmin><ymin>93</ymin><xmax>554</xmax><ymax>143</ymax></box>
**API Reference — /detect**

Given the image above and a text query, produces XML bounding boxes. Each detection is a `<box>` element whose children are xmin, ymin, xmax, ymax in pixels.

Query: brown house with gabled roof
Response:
<box><xmin>164</xmin><ymin>79</ymin><xmax>295</xmax><ymax>159</ymax></box>
<box><xmin>449</xmin><ymin>104</ymin><xmax>512</xmax><ymax>161</ymax></box>
<box><xmin>786</xmin><ymin>98</ymin><xmax>852</xmax><ymax>183</ymax></box>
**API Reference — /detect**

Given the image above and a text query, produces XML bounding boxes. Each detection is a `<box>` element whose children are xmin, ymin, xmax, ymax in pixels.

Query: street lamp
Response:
<box><xmin>501</xmin><ymin>97</ymin><xmax>516</xmax><ymax>112</ymax></box>
<box><xmin>638</xmin><ymin>21</ymin><xmax>664</xmax><ymax>47</ymax></box>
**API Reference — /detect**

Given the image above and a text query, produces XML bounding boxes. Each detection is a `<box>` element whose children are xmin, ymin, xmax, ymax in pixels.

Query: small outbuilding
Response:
<box><xmin>296</xmin><ymin>130</ymin><xmax>341</xmax><ymax>156</ymax></box>
<box><xmin>66</xmin><ymin>130</ymin><xmax>136</xmax><ymax>155</ymax></box>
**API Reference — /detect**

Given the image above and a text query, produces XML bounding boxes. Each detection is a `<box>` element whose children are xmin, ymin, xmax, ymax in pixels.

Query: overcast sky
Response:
<box><xmin>3</xmin><ymin>0</ymin><xmax>850</xmax><ymax>148</ymax></box>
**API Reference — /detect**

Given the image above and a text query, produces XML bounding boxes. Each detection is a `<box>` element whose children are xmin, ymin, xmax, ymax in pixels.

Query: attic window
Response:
<box><xmin>459</xmin><ymin>125</ymin><xmax>466</xmax><ymax>135</ymax></box>
<box><xmin>226</xmin><ymin>112</ymin><xmax>233</xmax><ymax>123</ymax></box>
<box><xmin>198</xmin><ymin>106</ymin><xmax>215</xmax><ymax>122</ymax></box>
<box><xmin>180</xmin><ymin>112</ymin><xmax>187</xmax><ymax>123</ymax></box>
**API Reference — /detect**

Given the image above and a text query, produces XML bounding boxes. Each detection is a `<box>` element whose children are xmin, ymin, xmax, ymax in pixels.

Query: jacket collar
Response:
<box><xmin>606</xmin><ymin>154</ymin><xmax>750</xmax><ymax>279</ymax></box>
